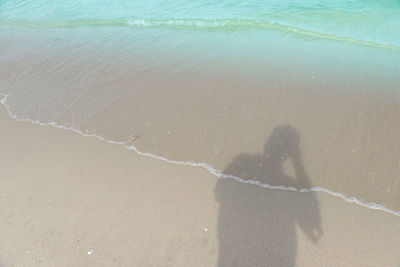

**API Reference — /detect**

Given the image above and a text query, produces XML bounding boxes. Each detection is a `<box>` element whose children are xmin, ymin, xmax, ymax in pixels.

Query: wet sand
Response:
<box><xmin>1</xmin><ymin>96</ymin><xmax>400</xmax><ymax>266</ymax></box>
<box><xmin>2</xmin><ymin>45</ymin><xmax>400</xmax><ymax>212</ymax></box>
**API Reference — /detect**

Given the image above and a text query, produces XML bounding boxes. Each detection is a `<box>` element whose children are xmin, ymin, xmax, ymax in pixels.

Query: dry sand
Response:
<box><xmin>0</xmin><ymin>100</ymin><xmax>399</xmax><ymax>266</ymax></box>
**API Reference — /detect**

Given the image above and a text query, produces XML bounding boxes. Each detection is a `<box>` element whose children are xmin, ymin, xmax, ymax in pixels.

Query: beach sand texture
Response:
<box><xmin>1</xmin><ymin>1</ymin><xmax>400</xmax><ymax>264</ymax></box>
<box><xmin>1</xmin><ymin>32</ymin><xmax>399</xmax><ymax>213</ymax></box>
<box><xmin>1</xmin><ymin>98</ymin><xmax>400</xmax><ymax>266</ymax></box>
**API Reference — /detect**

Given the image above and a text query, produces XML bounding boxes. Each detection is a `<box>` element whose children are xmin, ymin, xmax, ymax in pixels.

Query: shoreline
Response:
<box><xmin>2</xmin><ymin>2</ymin><xmax>400</xmax><ymax>265</ymax></box>
<box><xmin>1</xmin><ymin>92</ymin><xmax>399</xmax><ymax>217</ymax></box>
<box><xmin>2</xmin><ymin>20</ymin><xmax>400</xmax><ymax>212</ymax></box>
<box><xmin>1</xmin><ymin>95</ymin><xmax>400</xmax><ymax>265</ymax></box>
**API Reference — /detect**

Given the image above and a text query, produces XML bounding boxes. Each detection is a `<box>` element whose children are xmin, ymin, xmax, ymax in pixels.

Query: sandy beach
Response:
<box><xmin>2</xmin><ymin>43</ymin><xmax>400</xmax><ymax>213</ymax></box>
<box><xmin>1</xmin><ymin>95</ymin><xmax>400</xmax><ymax>266</ymax></box>
<box><xmin>1</xmin><ymin>1</ymin><xmax>400</xmax><ymax>265</ymax></box>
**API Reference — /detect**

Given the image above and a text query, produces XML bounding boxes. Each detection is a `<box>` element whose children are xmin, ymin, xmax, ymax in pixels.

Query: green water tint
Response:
<box><xmin>1</xmin><ymin>0</ymin><xmax>400</xmax><ymax>49</ymax></box>
<box><xmin>1</xmin><ymin>17</ymin><xmax>399</xmax><ymax>51</ymax></box>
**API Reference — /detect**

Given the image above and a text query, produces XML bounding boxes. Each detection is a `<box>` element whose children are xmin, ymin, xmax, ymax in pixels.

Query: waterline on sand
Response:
<box><xmin>1</xmin><ymin>92</ymin><xmax>399</xmax><ymax>217</ymax></box>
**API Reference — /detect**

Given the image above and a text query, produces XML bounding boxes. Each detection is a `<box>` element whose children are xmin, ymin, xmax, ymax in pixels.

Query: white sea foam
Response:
<box><xmin>0</xmin><ymin>92</ymin><xmax>399</xmax><ymax>217</ymax></box>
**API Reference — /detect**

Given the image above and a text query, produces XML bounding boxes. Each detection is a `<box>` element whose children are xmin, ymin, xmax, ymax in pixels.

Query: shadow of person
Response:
<box><xmin>215</xmin><ymin>125</ymin><xmax>322</xmax><ymax>266</ymax></box>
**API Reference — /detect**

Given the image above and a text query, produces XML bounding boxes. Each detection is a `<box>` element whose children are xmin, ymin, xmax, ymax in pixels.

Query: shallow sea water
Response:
<box><xmin>1</xmin><ymin>0</ymin><xmax>400</xmax><ymax>214</ymax></box>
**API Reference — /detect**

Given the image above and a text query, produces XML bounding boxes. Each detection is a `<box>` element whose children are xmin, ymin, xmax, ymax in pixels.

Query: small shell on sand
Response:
<box><xmin>126</xmin><ymin>135</ymin><xmax>139</xmax><ymax>143</ymax></box>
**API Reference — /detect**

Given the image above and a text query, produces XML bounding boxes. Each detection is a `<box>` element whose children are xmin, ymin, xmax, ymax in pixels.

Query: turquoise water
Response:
<box><xmin>1</xmin><ymin>0</ymin><xmax>400</xmax><ymax>49</ymax></box>
<box><xmin>1</xmin><ymin>0</ymin><xmax>399</xmax><ymax>89</ymax></box>
<box><xmin>1</xmin><ymin>0</ymin><xmax>400</xmax><ymax>87</ymax></box>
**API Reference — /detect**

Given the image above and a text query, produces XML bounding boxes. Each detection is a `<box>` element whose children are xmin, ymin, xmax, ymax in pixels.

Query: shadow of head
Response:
<box><xmin>264</xmin><ymin>125</ymin><xmax>301</xmax><ymax>161</ymax></box>
<box><xmin>223</xmin><ymin>125</ymin><xmax>307</xmax><ymax>189</ymax></box>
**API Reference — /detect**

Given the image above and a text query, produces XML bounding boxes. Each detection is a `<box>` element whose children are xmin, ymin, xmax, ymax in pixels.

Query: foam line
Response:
<box><xmin>1</xmin><ymin>92</ymin><xmax>399</xmax><ymax>217</ymax></box>
<box><xmin>1</xmin><ymin>18</ymin><xmax>399</xmax><ymax>51</ymax></box>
